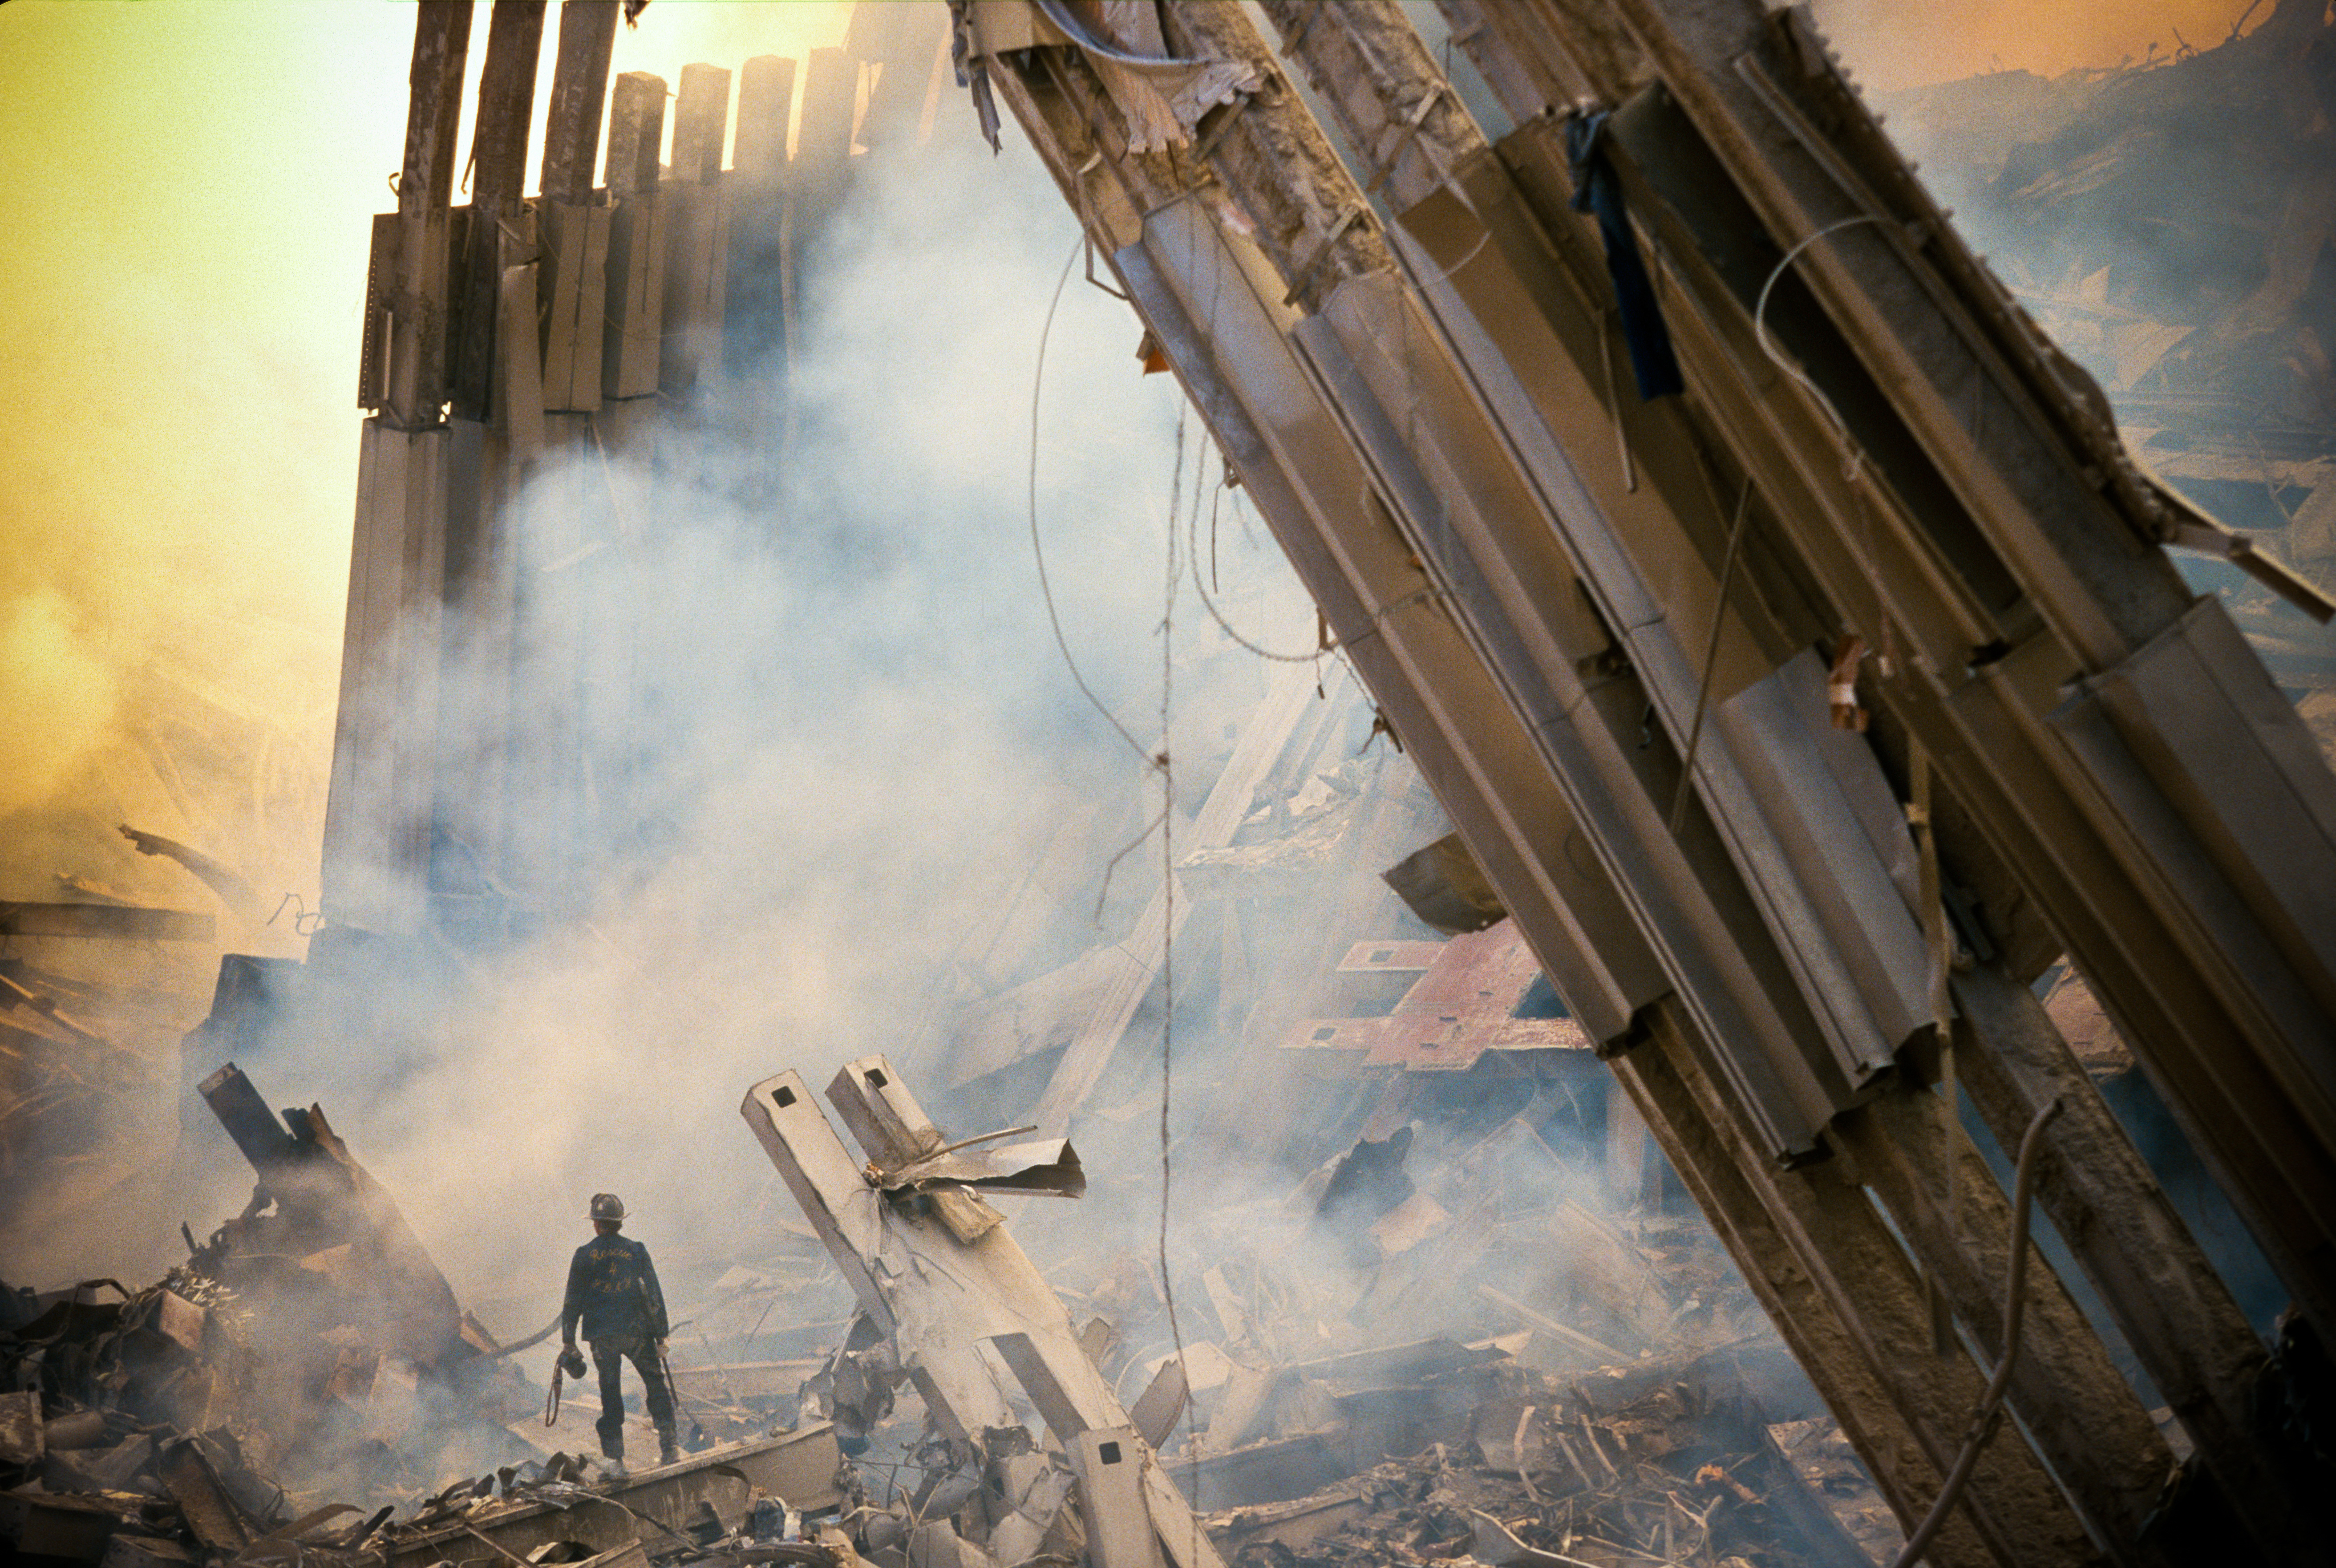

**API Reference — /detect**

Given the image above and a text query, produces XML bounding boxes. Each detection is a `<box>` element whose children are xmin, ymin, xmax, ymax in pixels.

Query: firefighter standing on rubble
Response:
<box><xmin>559</xmin><ymin>1192</ymin><xmax>680</xmax><ymax>1467</ymax></box>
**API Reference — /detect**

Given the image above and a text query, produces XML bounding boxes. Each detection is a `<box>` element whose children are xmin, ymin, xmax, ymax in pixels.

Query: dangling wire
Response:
<box><xmin>1887</xmin><ymin>1098</ymin><xmax>2065</xmax><ymax>1568</ymax></box>
<box><xmin>1668</xmin><ymin>476</ymin><xmax>1755</xmax><ymax>834</ymax></box>
<box><xmin>1030</xmin><ymin>236</ymin><xmax>1158</xmax><ymax>767</ymax></box>
<box><xmin>1186</xmin><ymin>471</ymin><xmax>1324</xmax><ymax>663</ymax></box>
<box><xmin>1210</xmin><ymin>473</ymin><xmax>1222</xmax><ymax>596</ymax></box>
<box><xmin>1157</xmin><ymin>406</ymin><xmax>1194</xmax><ymax>1503</ymax></box>
<box><xmin>1090</xmin><ymin>806</ymin><xmax>1171</xmax><ymax>926</ymax></box>
<box><xmin>1753</xmin><ymin>215</ymin><xmax>1887</xmax><ymax>482</ymax></box>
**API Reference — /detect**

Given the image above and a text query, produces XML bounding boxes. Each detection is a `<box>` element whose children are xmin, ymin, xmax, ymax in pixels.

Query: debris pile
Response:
<box><xmin>0</xmin><ymin>616</ymin><xmax>1922</xmax><ymax>1568</ymax></box>
<box><xmin>0</xmin><ymin>1260</ymin><xmax>844</xmax><ymax>1568</ymax></box>
<box><xmin>707</xmin><ymin>1059</ymin><xmax>1895</xmax><ymax>1568</ymax></box>
<box><xmin>0</xmin><ymin>1063</ymin><xmax>541</xmax><ymax>1566</ymax></box>
<box><xmin>1</xmin><ymin>1033</ymin><xmax>1899</xmax><ymax>1568</ymax></box>
<box><xmin>0</xmin><ymin>956</ymin><xmax>176</xmax><ymax>1218</ymax></box>
<box><xmin>364</xmin><ymin>1423</ymin><xmax>845</xmax><ymax>1568</ymax></box>
<box><xmin>1</xmin><ymin>668</ymin><xmax>1909</xmax><ymax>1568</ymax></box>
<box><xmin>2</xmin><ymin>883</ymin><xmax>229</xmax><ymax>1265</ymax></box>
<box><xmin>1202</xmin><ymin>1370</ymin><xmax>1888</xmax><ymax>1568</ymax></box>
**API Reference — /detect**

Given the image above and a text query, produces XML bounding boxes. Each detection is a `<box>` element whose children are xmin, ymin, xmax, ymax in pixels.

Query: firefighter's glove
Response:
<box><xmin>559</xmin><ymin>1345</ymin><xmax>588</xmax><ymax>1381</ymax></box>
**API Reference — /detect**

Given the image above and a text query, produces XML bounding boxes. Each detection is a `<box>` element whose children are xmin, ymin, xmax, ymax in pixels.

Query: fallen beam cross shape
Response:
<box><xmin>739</xmin><ymin>1057</ymin><xmax>1223</xmax><ymax>1568</ymax></box>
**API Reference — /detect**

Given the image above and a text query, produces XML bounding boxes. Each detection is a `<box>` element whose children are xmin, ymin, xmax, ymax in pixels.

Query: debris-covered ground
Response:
<box><xmin>2</xmin><ymin>1049</ymin><xmax>1897</xmax><ymax>1568</ymax></box>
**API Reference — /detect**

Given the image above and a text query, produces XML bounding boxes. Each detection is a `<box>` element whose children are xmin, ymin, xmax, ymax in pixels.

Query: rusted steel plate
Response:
<box><xmin>1390</xmin><ymin>924</ymin><xmax>1540</xmax><ymax>1017</ymax></box>
<box><xmin>1281</xmin><ymin>1017</ymin><xmax>1398</xmax><ymax>1053</ymax></box>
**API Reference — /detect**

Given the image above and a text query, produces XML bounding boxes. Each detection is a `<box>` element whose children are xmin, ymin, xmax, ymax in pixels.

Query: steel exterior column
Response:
<box><xmin>966</xmin><ymin>9</ymin><xmax>2104</xmax><ymax>1557</ymax></box>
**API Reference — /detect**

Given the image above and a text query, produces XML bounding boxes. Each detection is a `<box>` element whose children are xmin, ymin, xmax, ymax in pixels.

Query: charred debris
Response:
<box><xmin>1</xmin><ymin>1041</ymin><xmax>1890</xmax><ymax>1568</ymax></box>
<box><xmin>7</xmin><ymin>607</ymin><xmax>1895</xmax><ymax>1565</ymax></box>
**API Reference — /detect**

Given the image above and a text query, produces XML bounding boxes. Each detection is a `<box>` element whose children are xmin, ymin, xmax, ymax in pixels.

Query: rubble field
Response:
<box><xmin>3</xmin><ymin>1056</ymin><xmax>1895</xmax><ymax>1568</ymax></box>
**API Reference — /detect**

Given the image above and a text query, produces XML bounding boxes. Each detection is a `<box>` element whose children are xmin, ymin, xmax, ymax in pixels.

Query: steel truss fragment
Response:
<box><xmin>953</xmin><ymin>0</ymin><xmax>2336</xmax><ymax>1562</ymax></box>
<box><xmin>741</xmin><ymin>1060</ymin><xmax>1225</xmax><ymax>1568</ymax></box>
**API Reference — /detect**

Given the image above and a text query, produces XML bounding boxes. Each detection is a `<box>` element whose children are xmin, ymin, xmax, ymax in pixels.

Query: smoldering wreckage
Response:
<box><xmin>1</xmin><ymin>1049</ymin><xmax>1893</xmax><ymax>1568</ymax></box>
<box><xmin>13</xmin><ymin>1</ymin><xmax>2336</xmax><ymax>1568</ymax></box>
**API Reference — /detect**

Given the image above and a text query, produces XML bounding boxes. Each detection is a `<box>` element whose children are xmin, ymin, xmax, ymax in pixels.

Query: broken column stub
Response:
<box><xmin>197</xmin><ymin>1062</ymin><xmax>466</xmax><ymax>1366</ymax></box>
<box><xmin>739</xmin><ymin>1062</ymin><xmax>1077</xmax><ymax>1438</ymax></box>
<box><xmin>195</xmin><ymin>1062</ymin><xmax>298</xmax><ymax>1172</ymax></box>
<box><xmin>826</xmin><ymin>1055</ymin><xmax>946</xmax><ymax>1167</ymax></box>
<box><xmin>738</xmin><ymin>1070</ymin><xmax>898</xmax><ymax>1338</ymax></box>
<box><xmin>832</xmin><ymin>1055</ymin><xmax>1086</xmax><ymax>1203</ymax></box>
<box><xmin>737</xmin><ymin>1060</ymin><xmax>1227</xmax><ymax>1568</ymax></box>
<box><xmin>1070</xmin><ymin>1426</ymin><xmax>1167</xmax><ymax>1568</ymax></box>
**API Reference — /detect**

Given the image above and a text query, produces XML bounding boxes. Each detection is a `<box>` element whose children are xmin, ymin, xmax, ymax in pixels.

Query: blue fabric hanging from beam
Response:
<box><xmin>1567</xmin><ymin>112</ymin><xmax>1685</xmax><ymax>401</ymax></box>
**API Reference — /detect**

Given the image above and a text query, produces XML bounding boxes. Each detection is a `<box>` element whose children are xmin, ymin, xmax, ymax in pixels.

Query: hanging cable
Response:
<box><xmin>1031</xmin><ymin>236</ymin><xmax>1158</xmax><ymax>767</ymax></box>
<box><xmin>1753</xmin><ymin>215</ymin><xmax>1911</xmax><ymax>673</ymax></box>
<box><xmin>1186</xmin><ymin>474</ymin><xmax>1324</xmax><ymax>663</ymax></box>
<box><xmin>1668</xmin><ymin>476</ymin><xmax>1755</xmax><ymax>834</ymax></box>
<box><xmin>1156</xmin><ymin>410</ymin><xmax>1194</xmax><ymax>1564</ymax></box>
<box><xmin>1753</xmin><ymin>215</ymin><xmax>1888</xmax><ymax>481</ymax></box>
<box><xmin>1090</xmin><ymin>806</ymin><xmax>1171</xmax><ymax>925</ymax></box>
<box><xmin>1210</xmin><ymin>474</ymin><xmax>1222</xmax><ymax>596</ymax></box>
<box><xmin>1887</xmin><ymin>1097</ymin><xmax>2065</xmax><ymax>1568</ymax></box>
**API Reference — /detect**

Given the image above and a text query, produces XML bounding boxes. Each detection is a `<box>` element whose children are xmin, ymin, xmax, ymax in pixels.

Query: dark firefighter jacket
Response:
<box><xmin>561</xmin><ymin>1233</ymin><xmax>669</xmax><ymax>1344</ymax></box>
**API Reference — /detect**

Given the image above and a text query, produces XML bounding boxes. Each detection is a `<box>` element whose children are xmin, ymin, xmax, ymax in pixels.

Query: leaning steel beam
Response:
<box><xmin>1601</xmin><ymin>1018</ymin><xmax>1999</xmax><ymax>1567</ymax></box>
<box><xmin>939</xmin><ymin>3</ymin><xmax>2336</xmax><ymax>1561</ymax></box>
<box><xmin>1406</xmin><ymin>2</ymin><xmax>2323</xmax><ymax>1554</ymax></box>
<box><xmin>1947</xmin><ymin>965</ymin><xmax>2298</xmax><ymax>1553</ymax></box>
<box><xmin>1120</xmin><ymin>6</ymin><xmax>2201</xmax><ymax>1558</ymax></box>
<box><xmin>1828</xmin><ymin>1087</ymin><xmax>2171</xmax><ymax>1537</ymax></box>
<box><xmin>1235</xmin><ymin>8</ymin><xmax>1932</xmax><ymax>1162</ymax></box>
<box><xmin>1417</xmin><ymin>118</ymin><xmax>2307</xmax><ymax>1548</ymax></box>
<box><xmin>1218</xmin><ymin>0</ymin><xmax>2320</xmax><ymax>1555</ymax></box>
<box><xmin>1264</xmin><ymin>3</ymin><xmax>2320</xmax><ymax>1557</ymax></box>
<box><xmin>1101</xmin><ymin>219</ymin><xmax>2089</xmax><ymax>1559</ymax></box>
<box><xmin>1616</xmin><ymin>1004</ymin><xmax>2083</xmax><ymax>1568</ymax></box>
<box><xmin>1439</xmin><ymin>0</ymin><xmax>2336</xmax><ymax>1352</ymax></box>
<box><xmin>956</xmin><ymin>7</ymin><xmax>2115</xmax><ymax>1559</ymax></box>
<box><xmin>1258</xmin><ymin>15</ymin><xmax>2191</xmax><ymax>1560</ymax></box>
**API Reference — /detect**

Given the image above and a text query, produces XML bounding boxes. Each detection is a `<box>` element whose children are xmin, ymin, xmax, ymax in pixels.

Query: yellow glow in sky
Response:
<box><xmin>1818</xmin><ymin>0</ymin><xmax>2279</xmax><ymax>90</ymax></box>
<box><xmin>0</xmin><ymin>0</ymin><xmax>848</xmax><ymax>887</ymax></box>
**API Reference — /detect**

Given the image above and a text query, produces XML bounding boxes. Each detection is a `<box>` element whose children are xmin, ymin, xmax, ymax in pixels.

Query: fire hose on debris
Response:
<box><xmin>546</xmin><ymin>1343</ymin><xmax>588</xmax><ymax>1427</ymax></box>
<box><xmin>543</xmin><ymin>1338</ymin><xmax>697</xmax><ymax>1440</ymax></box>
